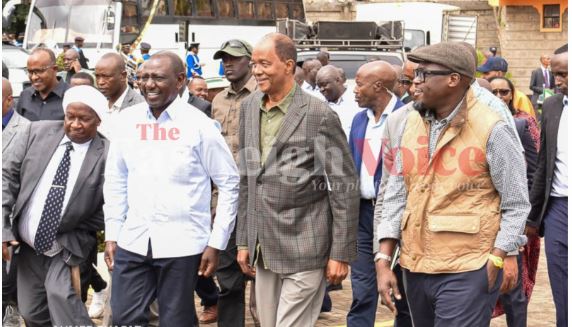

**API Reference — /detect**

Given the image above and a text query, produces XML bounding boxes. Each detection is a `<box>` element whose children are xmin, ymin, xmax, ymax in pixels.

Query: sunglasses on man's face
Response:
<box><xmin>492</xmin><ymin>88</ymin><xmax>511</xmax><ymax>96</ymax></box>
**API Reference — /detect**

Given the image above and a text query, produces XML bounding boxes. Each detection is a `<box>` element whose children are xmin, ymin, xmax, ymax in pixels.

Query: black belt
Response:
<box><xmin>361</xmin><ymin>198</ymin><xmax>376</xmax><ymax>206</ymax></box>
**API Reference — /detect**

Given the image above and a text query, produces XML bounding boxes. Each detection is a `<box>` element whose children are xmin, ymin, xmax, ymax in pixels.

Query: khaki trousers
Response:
<box><xmin>255</xmin><ymin>259</ymin><xmax>326</xmax><ymax>327</ymax></box>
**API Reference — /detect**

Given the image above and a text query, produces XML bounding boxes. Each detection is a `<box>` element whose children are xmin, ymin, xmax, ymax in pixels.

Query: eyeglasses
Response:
<box><xmin>492</xmin><ymin>88</ymin><xmax>511</xmax><ymax>96</ymax></box>
<box><xmin>220</xmin><ymin>40</ymin><xmax>251</xmax><ymax>55</ymax></box>
<box><xmin>414</xmin><ymin>69</ymin><xmax>454</xmax><ymax>82</ymax></box>
<box><xmin>553</xmin><ymin>71</ymin><xmax>568</xmax><ymax>79</ymax></box>
<box><xmin>26</xmin><ymin>66</ymin><xmax>53</xmax><ymax>76</ymax></box>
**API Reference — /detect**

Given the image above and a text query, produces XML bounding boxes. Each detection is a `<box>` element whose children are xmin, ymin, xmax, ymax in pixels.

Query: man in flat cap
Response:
<box><xmin>2</xmin><ymin>85</ymin><xmax>109</xmax><ymax>326</ymax></box>
<box><xmin>477</xmin><ymin>56</ymin><xmax>535</xmax><ymax>119</ymax></box>
<box><xmin>211</xmin><ymin>39</ymin><xmax>257</xmax><ymax>327</ymax></box>
<box><xmin>376</xmin><ymin>42</ymin><xmax>530</xmax><ymax>326</ymax></box>
<box><xmin>140</xmin><ymin>42</ymin><xmax>152</xmax><ymax>61</ymax></box>
<box><xmin>187</xmin><ymin>42</ymin><xmax>204</xmax><ymax>78</ymax></box>
<box><xmin>73</xmin><ymin>36</ymin><xmax>89</xmax><ymax>69</ymax></box>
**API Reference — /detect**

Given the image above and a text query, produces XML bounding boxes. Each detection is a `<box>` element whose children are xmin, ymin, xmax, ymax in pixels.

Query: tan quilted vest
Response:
<box><xmin>399</xmin><ymin>90</ymin><xmax>502</xmax><ymax>273</ymax></box>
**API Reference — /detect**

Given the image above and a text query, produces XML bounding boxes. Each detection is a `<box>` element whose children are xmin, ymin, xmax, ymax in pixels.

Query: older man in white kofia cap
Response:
<box><xmin>2</xmin><ymin>85</ymin><xmax>110</xmax><ymax>326</ymax></box>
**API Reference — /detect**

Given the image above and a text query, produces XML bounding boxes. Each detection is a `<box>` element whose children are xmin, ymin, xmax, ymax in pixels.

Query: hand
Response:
<box><xmin>325</xmin><ymin>259</ymin><xmax>348</xmax><ymax>285</ymax></box>
<box><xmin>486</xmin><ymin>259</ymin><xmax>501</xmax><ymax>292</ymax></box>
<box><xmin>198</xmin><ymin>246</ymin><xmax>219</xmax><ymax>278</ymax></box>
<box><xmin>237</xmin><ymin>249</ymin><xmax>255</xmax><ymax>277</ymax></box>
<box><xmin>500</xmin><ymin>256</ymin><xmax>518</xmax><ymax>294</ymax></box>
<box><xmin>525</xmin><ymin>226</ymin><xmax>538</xmax><ymax>238</ymax></box>
<box><xmin>376</xmin><ymin>261</ymin><xmax>401</xmax><ymax>316</ymax></box>
<box><xmin>104</xmin><ymin>241</ymin><xmax>117</xmax><ymax>271</ymax></box>
<box><xmin>72</xmin><ymin>60</ymin><xmax>82</xmax><ymax>72</ymax></box>
<box><xmin>2</xmin><ymin>241</ymin><xmax>18</xmax><ymax>261</ymax></box>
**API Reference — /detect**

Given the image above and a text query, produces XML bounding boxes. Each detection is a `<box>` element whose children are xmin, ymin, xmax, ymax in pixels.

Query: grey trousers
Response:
<box><xmin>403</xmin><ymin>263</ymin><xmax>502</xmax><ymax>327</ymax></box>
<box><xmin>255</xmin><ymin>258</ymin><xmax>326</xmax><ymax>327</ymax></box>
<box><xmin>17</xmin><ymin>243</ymin><xmax>93</xmax><ymax>327</ymax></box>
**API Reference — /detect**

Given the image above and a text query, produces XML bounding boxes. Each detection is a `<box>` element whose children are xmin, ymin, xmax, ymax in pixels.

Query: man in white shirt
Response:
<box><xmin>2</xmin><ymin>85</ymin><xmax>109</xmax><ymax>326</ymax></box>
<box><xmin>527</xmin><ymin>47</ymin><xmax>568</xmax><ymax>327</ymax></box>
<box><xmin>301</xmin><ymin>58</ymin><xmax>325</xmax><ymax>100</ymax></box>
<box><xmin>316</xmin><ymin>65</ymin><xmax>361</xmax><ymax>139</ymax></box>
<box><xmin>95</xmin><ymin>53</ymin><xmax>145</xmax><ymax>138</ymax></box>
<box><xmin>103</xmin><ymin>52</ymin><xmax>239</xmax><ymax>326</ymax></box>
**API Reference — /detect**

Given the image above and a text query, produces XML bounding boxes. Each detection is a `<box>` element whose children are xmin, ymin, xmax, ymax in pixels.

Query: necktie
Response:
<box><xmin>34</xmin><ymin>142</ymin><xmax>74</xmax><ymax>254</ymax></box>
<box><xmin>544</xmin><ymin>69</ymin><xmax>549</xmax><ymax>88</ymax></box>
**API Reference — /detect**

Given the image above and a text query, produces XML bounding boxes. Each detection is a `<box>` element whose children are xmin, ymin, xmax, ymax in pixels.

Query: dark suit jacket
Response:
<box><xmin>237</xmin><ymin>85</ymin><xmax>359</xmax><ymax>274</ymax></box>
<box><xmin>530</xmin><ymin>67</ymin><xmax>555</xmax><ymax>105</ymax></box>
<box><xmin>188</xmin><ymin>93</ymin><xmax>212</xmax><ymax>118</ymax></box>
<box><xmin>2</xmin><ymin>121</ymin><xmax>109</xmax><ymax>265</ymax></box>
<box><xmin>514</xmin><ymin>117</ymin><xmax>538</xmax><ymax>190</ymax></box>
<box><xmin>348</xmin><ymin>98</ymin><xmax>404</xmax><ymax>197</ymax></box>
<box><xmin>527</xmin><ymin>94</ymin><xmax>564</xmax><ymax>234</ymax></box>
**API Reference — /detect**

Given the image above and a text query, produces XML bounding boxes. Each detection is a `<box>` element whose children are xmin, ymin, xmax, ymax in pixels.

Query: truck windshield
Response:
<box><xmin>26</xmin><ymin>0</ymin><xmax>115</xmax><ymax>48</ymax></box>
<box><xmin>404</xmin><ymin>29</ymin><xmax>425</xmax><ymax>51</ymax></box>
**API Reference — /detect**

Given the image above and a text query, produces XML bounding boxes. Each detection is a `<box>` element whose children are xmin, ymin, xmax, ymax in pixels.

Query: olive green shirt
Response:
<box><xmin>259</xmin><ymin>85</ymin><xmax>296</xmax><ymax>164</ymax></box>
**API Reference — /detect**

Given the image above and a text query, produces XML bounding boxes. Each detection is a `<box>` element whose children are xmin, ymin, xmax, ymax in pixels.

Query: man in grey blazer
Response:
<box><xmin>2</xmin><ymin>85</ymin><xmax>109</xmax><ymax>327</ymax></box>
<box><xmin>236</xmin><ymin>33</ymin><xmax>359</xmax><ymax>326</ymax></box>
<box><xmin>95</xmin><ymin>53</ymin><xmax>145</xmax><ymax>138</ymax></box>
<box><xmin>2</xmin><ymin>77</ymin><xmax>29</xmax><ymax>326</ymax></box>
<box><xmin>3</xmin><ymin>78</ymin><xmax>31</xmax><ymax>157</ymax></box>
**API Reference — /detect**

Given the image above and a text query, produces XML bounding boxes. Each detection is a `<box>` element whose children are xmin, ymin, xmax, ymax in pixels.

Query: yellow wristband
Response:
<box><xmin>489</xmin><ymin>254</ymin><xmax>504</xmax><ymax>269</ymax></box>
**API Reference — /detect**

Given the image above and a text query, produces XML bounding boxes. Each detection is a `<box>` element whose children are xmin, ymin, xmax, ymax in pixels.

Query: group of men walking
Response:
<box><xmin>1</xmin><ymin>30</ymin><xmax>568</xmax><ymax>327</ymax></box>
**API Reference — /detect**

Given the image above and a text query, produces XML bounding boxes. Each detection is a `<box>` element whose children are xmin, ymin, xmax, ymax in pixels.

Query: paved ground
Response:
<box><xmin>90</xmin><ymin>241</ymin><xmax>556</xmax><ymax>326</ymax></box>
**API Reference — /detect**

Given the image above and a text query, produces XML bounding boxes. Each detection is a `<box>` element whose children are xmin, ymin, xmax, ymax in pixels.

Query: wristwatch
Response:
<box><xmin>488</xmin><ymin>254</ymin><xmax>504</xmax><ymax>269</ymax></box>
<box><xmin>374</xmin><ymin>252</ymin><xmax>392</xmax><ymax>263</ymax></box>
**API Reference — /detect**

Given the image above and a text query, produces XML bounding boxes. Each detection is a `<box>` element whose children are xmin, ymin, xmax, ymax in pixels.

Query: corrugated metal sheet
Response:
<box><xmin>443</xmin><ymin>15</ymin><xmax>477</xmax><ymax>46</ymax></box>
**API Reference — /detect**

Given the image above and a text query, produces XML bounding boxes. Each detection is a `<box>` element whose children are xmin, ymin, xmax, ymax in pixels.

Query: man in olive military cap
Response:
<box><xmin>211</xmin><ymin>39</ymin><xmax>257</xmax><ymax>327</ymax></box>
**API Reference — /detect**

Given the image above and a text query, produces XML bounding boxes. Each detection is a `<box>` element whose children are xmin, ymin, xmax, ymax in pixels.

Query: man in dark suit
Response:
<box><xmin>526</xmin><ymin>46</ymin><xmax>568</xmax><ymax>327</ymax></box>
<box><xmin>187</xmin><ymin>76</ymin><xmax>212</xmax><ymax>117</ymax></box>
<box><xmin>236</xmin><ymin>33</ymin><xmax>359</xmax><ymax>326</ymax></box>
<box><xmin>73</xmin><ymin>36</ymin><xmax>89</xmax><ymax>69</ymax></box>
<box><xmin>2</xmin><ymin>85</ymin><xmax>109</xmax><ymax>327</ymax></box>
<box><xmin>529</xmin><ymin>54</ymin><xmax>555</xmax><ymax>109</ymax></box>
<box><xmin>347</xmin><ymin>61</ymin><xmax>407</xmax><ymax>327</ymax></box>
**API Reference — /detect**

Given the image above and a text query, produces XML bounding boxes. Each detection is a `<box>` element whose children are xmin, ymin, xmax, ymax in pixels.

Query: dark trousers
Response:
<box><xmin>17</xmin><ymin>243</ymin><xmax>92</xmax><ymax>327</ymax></box>
<box><xmin>499</xmin><ymin>254</ymin><xmax>527</xmax><ymax>327</ymax></box>
<box><xmin>111</xmin><ymin>245</ymin><xmax>201</xmax><ymax>327</ymax></box>
<box><xmin>196</xmin><ymin>276</ymin><xmax>219</xmax><ymax>307</ymax></box>
<box><xmin>215</xmin><ymin>231</ymin><xmax>246</xmax><ymax>327</ymax></box>
<box><xmin>393</xmin><ymin>264</ymin><xmax>413</xmax><ymax>327</ymax></box>
<box><xmin>404</xmin><ymin>263</ymin><xmax>502</xmax><ymax>327</ymax></box>
<box><xmin>543</xmin><ymin>196</ymin><xmax>568</xmax><ymax>327</ymax></box>
<box><xmin>2</xmin><ymin>247</ymin><xmax>18</xmax><ymax>314</ymax></box>
<box><xmin>79</xmin><ymin>238</ymin><xmax>107</xmax><ymax>302</ymax></box>
<box><xmin>347</xmin><ymin>200</ymin><xmax>378</xmax><ymax>326</ymax></box>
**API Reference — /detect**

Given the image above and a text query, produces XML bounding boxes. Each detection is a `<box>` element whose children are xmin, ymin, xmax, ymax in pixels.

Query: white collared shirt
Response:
<box><xmin>99</xmin><ymin>87</ymin><xmax>130</xmax><ymax>139</ymax></box>
<box><xmin>327</xmin><ymin>88</ymin><xmax>362</xmax><ymax>140</ymax></box>
<box><xmin>19</xmin><ymin>136</ymin><xmax>92</xmax><ymax>255</ymax></box>
<box><xmin>551</xmin><ymin>95</ymin><xmax>568</xmax><ymax>197</ymax></box>
<box><xmin>359</xmin><ymin>95</ymin><xmax>397</xmax><ymax>199</ymax></box>
<box><xmin>301</xmin><ymin>81</ymin><xmax>325</xmax><ymax>101</ymax></box>
<box><xmin>104</xmin><ymin>97</ymin><xmax>239</xmax><ymax>258</ymax></box>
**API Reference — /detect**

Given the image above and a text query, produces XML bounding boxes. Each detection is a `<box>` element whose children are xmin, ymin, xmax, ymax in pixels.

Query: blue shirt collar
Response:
<box><xmin>2</xmin><ymin>108</ymin><xmax>14</xmax><ymax>130</ymax></box>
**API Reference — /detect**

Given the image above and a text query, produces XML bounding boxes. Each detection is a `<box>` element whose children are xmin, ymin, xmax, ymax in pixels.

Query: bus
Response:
<box><xmin>22</xmin><ymin>0</ymin><xmax>306</xmax><ymax>77</ymax></box>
